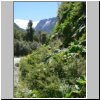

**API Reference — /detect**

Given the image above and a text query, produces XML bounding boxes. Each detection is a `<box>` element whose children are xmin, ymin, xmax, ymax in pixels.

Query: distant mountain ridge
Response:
<box><xmin>14</xmin><ymin>19</ymin><xmax>39</xmax><ymax>29</ymax></box>
<box><xmin>35</xmin><ymin>17</ymin><xmax>57</xmax><ymax>33</ymax></box>
<box><xmin>14</xmin><ymin>17</ymin><xmax>57</xmax><ymax>34</ymax></box>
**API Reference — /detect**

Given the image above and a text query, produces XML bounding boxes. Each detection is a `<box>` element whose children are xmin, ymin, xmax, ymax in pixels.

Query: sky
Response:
<box><xmin>14</xmin><ymin>2</ymin><xmax>61</xmax><ymax>29</ymax></box>
<box><xmin>14</xmin><ymin>2</ymin><xmax>61</xmax><ymax>21</ymax></box>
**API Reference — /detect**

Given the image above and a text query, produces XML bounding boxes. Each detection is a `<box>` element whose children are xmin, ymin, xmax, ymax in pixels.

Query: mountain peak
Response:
<box><xmin>35</xmin><ymin>17</ymin><xmax>57</xmax><ymax>33</ymax></box>
<box><xmin>14</xmin><ymin>17</ymin><xmax>57</xmax><ymax>33</ymax></box>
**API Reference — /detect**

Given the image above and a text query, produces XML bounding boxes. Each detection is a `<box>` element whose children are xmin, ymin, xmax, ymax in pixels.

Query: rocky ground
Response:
<box><xmin>14</xmin><ymin>57</ymin><xmax>21</xmax><ymax>85</ymax></box>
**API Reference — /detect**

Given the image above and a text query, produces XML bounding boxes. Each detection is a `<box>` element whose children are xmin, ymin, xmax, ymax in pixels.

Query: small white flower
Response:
<box><xmin>33</xmin><ymin>94</ymin><xmax>36</xmax><ymax>97</ymax></box>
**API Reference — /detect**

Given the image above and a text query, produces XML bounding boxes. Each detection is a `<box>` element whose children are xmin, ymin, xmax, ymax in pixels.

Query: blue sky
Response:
<box><xmin>14</xmin><ymin>2</ymin><xmax>61</xmax><ymax>21</ymax></box>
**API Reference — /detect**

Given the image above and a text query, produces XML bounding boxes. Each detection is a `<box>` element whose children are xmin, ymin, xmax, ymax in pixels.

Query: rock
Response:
<box><xmin>54</xmin><ymin>49</ymin><xmax>61</xmax><ymax>53</ymax></box>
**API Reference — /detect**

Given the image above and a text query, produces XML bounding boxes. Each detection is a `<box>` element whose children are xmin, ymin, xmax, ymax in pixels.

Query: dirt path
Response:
<box><xmin>14</xmin><ymin>57</ymin><xmax>21</xmax><ymax>85</ymax></box>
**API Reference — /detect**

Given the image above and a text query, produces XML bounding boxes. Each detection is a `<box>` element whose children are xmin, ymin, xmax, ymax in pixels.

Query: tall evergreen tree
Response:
<box><xmin>26</xmin><ymin>20</ymin><xmax>35</xmax><ymax>41</ymax></box>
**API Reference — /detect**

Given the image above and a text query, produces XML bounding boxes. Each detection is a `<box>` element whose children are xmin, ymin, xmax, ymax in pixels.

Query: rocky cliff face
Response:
<box><xmin>35</xmin><ymin>17</ymin><xmax>57</xmax><ymax>33</ymax></box>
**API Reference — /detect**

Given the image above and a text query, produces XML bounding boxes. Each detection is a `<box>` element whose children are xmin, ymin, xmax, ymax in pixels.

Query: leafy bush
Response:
<box><xmin>64</xmin><ymin>75</ymin><xmax>86</xmax><ymax>98</ymax></box>
<box><xmin>14</xmin><ymin>26</ymin><xmax>26</xmax><ymax>41</ymax></box>
<box><xmin>14</xmin><ymin>40</ymin><xmax>40</xmax><ymax>56</ymax></box>
<box><xmin>15</xmin><ymin>45</ymin><xmax>86</xmax><ymax>98</ymax></box>
<box><xmin>52</xmin><ymin>2</ymin><xmax>86</xmax><ymax>47</ymax></box>
<box><xmin>14</xmin><ymin>21</ymin><xmax>41</xmax><ymax>57</ymax></box>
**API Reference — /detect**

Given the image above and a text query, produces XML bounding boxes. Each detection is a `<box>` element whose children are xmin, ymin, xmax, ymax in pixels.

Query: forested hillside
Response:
<box><xmin>14</xmin><ymin>21</ymin><xmax>41</xmax><ymax>56</ymax></box>
<box><xmin>14</xmin><ymin>2</ymin><xmax>86</xmax><ymax>98</ymax></box>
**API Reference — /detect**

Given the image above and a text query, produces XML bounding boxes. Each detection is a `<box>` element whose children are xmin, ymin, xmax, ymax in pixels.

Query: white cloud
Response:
<box><xmin>14</xmin><ymin>19</ymin><xmax>39</xmax><ymax>29</ymax></box>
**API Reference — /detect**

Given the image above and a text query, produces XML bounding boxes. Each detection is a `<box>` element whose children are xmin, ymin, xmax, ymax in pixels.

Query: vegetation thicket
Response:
<box><xmin>14</xmin><ymin>2</ymin><xmax>86</xmax><ymax>98</ymax></box>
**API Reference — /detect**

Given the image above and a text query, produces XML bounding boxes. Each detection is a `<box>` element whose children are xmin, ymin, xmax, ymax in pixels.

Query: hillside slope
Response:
<box><xmin>35</xmin><ymin>17</ymin><xmax>57</xmax><ymax>33</ymax></box>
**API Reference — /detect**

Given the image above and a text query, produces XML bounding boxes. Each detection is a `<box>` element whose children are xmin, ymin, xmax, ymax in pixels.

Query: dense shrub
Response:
<box><xmin>14</xmin><ymin>21</ymin><xmax>40</xmax><ymax>57</ymax></box>
<box><xmin>51</xmin><ymin>2</ymin><xmax>86</xmax><ymax>47</ymax></box>
<box><xmin>14</xmin><ymin>26</ymin><xmax>26</xmax><ymax>41</ymax></box>
<box><xmin>14</xmin><ymin>40</ymin><xmax>40</xmax><ymax>56</ymax></box>
<box><xmin>64</xmin><ymin>75</ymin><xmax>86</xmax><ymax>98</ymax></box>
<box><xmin>14</xmin><ymin>45</ymin><xmax>86</xmax><ymax>98</ymax></box>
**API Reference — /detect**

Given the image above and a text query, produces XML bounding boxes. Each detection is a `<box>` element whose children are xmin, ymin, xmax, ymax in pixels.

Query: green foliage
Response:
<box><xmin>14</xmin><ymin>26</ymin><xmax>26</xmax><ymax>41</ymax></box>
<box><xmin>14</xmin><ymin>1</ymin><xmax>86</xmax><ymax>98</ymax></box>
<box><xmin>52</xmin><ymin>2</ymin><xmax>86</xmax><ymax>47</ymax></box>
<box><xmin>64</xmin><ymin>75</ymin><xmax>86</xmax><ymax>98</ymax></box>
<box><xmin>69</xmin><ymin>41</ymin><xmax>85</xmax><ymax>54</ymax></box>
<box><xmin>40</xmin><ymin>32</ymin><xmax>47</xmax><ymax>44</ymax></box>
<box><xmin>33</xmin><ymin>34</ymin><xmax>39</xmax><ymax>42</ymax></box>
<box><xmin>14</xmin><ymin>20</ymin><xmax>40</xmax><ymax>57</ymax></box>
<box><xmin>26</xmin><ymin>20</ymin><xmax>35</xmax><ymax>41</ymax></box>
<box><xmin>14</xmin><ymin>39</ymin><xmax>39</xmax><ymax>56</ymax></box>
<box><xmin>14</xmin><ymin>44</ymin><xmax>86</xmax><ymax>98</ymax></box>
<box><xmin>37</xmin><ymin>31</ymin><xmax>48</xmax><ymax>44</ymax></box>
<box><xmin>14</xmin><ymin>85</ymin><xmax>33</xmax><ymax>98</ymax></box>
<box><xmin>49</xmin><ymin>38</ymin><xmax>63</xmax><ymax>51</ymax></box>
